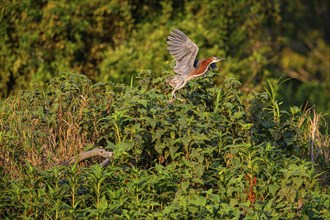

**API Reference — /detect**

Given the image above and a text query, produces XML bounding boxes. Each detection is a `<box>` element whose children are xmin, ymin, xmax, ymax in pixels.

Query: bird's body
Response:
<box><xmin>166</xmin><ymin>29</ymin><xmax>224</xmax><ymax>102</ymax></box>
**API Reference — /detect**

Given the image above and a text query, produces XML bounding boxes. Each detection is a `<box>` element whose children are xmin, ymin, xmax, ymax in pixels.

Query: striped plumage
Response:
<box><xmin>166</xmin><ymin>29</ymin><xmax>224</xmax><ymax>103</ymax></box>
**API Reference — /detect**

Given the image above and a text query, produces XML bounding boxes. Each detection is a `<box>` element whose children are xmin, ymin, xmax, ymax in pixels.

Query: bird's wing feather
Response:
<box><xmin>167</xmin><ymin>29</ymin><xmax>199</xmax><ymax>75</ymax></box>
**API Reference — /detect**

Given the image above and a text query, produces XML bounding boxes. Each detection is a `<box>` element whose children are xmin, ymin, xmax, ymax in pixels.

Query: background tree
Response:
<box><xmin>1</xmin><ymin>0</ymin><xmax>329</xmax><ymax>123</ymax></box>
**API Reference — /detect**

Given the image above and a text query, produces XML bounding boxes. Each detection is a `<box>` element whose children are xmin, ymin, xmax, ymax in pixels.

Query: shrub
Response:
<box><xmin>0</xmin><ymin>72</ymin><xmax>329</xmax><ymax>219</ymax></box>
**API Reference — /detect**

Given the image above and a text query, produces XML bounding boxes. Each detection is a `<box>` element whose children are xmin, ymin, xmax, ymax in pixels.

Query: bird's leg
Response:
<box><xmin>176</xmin><ymin>96</ymin><xmax>186</xmax><ymax>102</ymax></box>
<box><xmin>167</xmin><ymin>76</ymin><xmax>186</xmax><ymax>104</ymax></box>
<box><xmin>168</xmin><ymin>89</ymin><xmax>185</xmax><ymax>103</ymax></box>
<box><xmin>173</xmin><ymin>88</ymin><xmax>186</xmax><ymax>102</ymax></box>
<box><xmin>168</xmin><ymin>89</ymin><xmax>177</xmax><ymax>103</ymax></box>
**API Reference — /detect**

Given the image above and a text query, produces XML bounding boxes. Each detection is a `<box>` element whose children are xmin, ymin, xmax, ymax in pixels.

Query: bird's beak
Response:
<box><xmin>215</xmin><ymin>57</ymin><xmax>225</xmax><ymax>62</ymax></box>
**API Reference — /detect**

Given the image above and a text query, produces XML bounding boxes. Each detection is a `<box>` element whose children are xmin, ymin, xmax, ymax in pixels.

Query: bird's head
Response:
<box><xmin>211</xmin><ymin>57</ymin><xmax>225</xmax><ymax>63</ymax></box>
<box><xmin>209</xmin><ymin>57</ymin><xmax>225</xmax><ymax>70</ymax></box>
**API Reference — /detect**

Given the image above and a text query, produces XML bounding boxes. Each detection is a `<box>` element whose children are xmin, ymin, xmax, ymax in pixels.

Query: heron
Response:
<box><xmin>166</xmin><ymin>29</ymin><xmax>224</xmax><ymax>103</ymax></box>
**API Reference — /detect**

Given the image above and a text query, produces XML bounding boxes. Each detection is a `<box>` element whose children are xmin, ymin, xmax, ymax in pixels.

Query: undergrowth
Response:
<box><xmin>0</xmin><ymin>72</ymin><xmax>329</xmax><ymax>219</ymax></box>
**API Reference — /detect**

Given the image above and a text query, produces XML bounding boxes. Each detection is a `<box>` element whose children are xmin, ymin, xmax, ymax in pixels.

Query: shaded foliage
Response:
<box><xmin>1</xmin><ymin>0</ymin><xmax>329</xmax><ymax>124</ymax></box>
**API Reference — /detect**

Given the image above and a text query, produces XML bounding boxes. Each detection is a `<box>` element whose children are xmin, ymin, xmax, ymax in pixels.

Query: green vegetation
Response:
<box><xmin>0</xmin><ymin>0</ymin><xmax>329</xmax><ymax>219</ymax></box>
<box><xmin>0</xmin><ymin>73</ymin><xmax>329</xmax><ymax>218</ymax></box>
<box><xmin>1</xmin><ymin>0</ymin><xmax>329</xmax><ymax>123</ymax></box>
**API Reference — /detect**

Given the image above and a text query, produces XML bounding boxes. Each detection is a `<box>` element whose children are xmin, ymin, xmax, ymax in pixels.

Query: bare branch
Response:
<box><xmin>59</xmin><ymin>148</ymin><xmax>113</xmax><ymax>166</ymax></box>
<box><xmin>99</xmin><ymin>158</ymin><xmax>111</xmax><ymax>167</ymax></box>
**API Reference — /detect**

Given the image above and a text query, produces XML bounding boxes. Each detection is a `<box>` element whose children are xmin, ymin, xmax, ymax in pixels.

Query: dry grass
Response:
<box><xmin>299</xmin><ymin>108</ymin><xmax>329</xmax><ymax>164</ymax></box>
<box><xmin>309</xmin><ymin>110</ymin><xmax>329</xmax><ymax>163</ymax></box>
<box><xmin>297</xmin><ymin>107</ymin><xmax>330</xmax><ymax>184</ymax></box>
<box><xmin>0</xmin><ymin>93</ymin><xmax>101</xmax><ymax>178</ymax></box>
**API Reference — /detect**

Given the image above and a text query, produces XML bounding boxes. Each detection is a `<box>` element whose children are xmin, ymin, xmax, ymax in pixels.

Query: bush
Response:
<box><xmin>0</xmin><ymin>72</ymin><xmax>329</xmax><ymax>219</ymax></box>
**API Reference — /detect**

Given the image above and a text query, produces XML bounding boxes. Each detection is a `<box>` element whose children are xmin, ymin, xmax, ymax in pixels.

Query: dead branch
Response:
<box><xmin>99</xmin><ymin>158</ymin><xmax>111</xmax><ymax>167</ymax></box>
<box><xmin>60</xmin><ymin>148</ymin><xmax>113</xmax><ymax>166</ymax></box>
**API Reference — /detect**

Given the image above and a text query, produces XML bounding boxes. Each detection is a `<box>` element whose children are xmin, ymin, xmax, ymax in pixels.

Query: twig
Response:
<box><xmin>59</xmin><ymin>148</ymin><xmax>113</xmax><ymax>166</ymax></box>
<box><xmin>99</xmin><ymin>158</ymin><xmax>111</xmax><ymax>167</ymax></box>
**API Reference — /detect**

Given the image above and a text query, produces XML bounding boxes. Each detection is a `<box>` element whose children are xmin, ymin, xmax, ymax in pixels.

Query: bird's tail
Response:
<box><xmin>165</xmin><ymin>76</ymin><xmax>175</xmax><ymax>87</ymax></box>
<box><xmin>166</xmin><ymin>75</ymin><xmax>184</xmax><ymax>89</ymax></box>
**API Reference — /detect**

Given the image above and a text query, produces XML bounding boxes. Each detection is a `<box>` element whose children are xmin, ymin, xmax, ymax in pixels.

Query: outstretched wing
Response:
<box><xmin>167</xmin><ymin>29</ymin><xmax>199</xmax><ymax>75</ymax></box>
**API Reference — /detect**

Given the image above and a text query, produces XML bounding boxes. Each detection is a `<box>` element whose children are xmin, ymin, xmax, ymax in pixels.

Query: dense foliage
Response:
<box><xmin>0</xmin><ymin>73</ymin><xmax>329</xmax><ymax>219</ymax></box>
<box><xmin>0</xmin><ymin>0</ymin><xmax>329</xmax><ymax>218</ymax></box>
<box><xmin>1</xmin><ymin>0</ymin><xmax>329</xmax><ymax>124</ymax></box>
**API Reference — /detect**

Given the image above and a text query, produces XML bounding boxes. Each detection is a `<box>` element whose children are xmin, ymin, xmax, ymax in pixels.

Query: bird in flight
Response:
<box><xmin>166</xmin><ymin>29</ymin><xmax>224</xmax><ymax>103</ymax></box>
